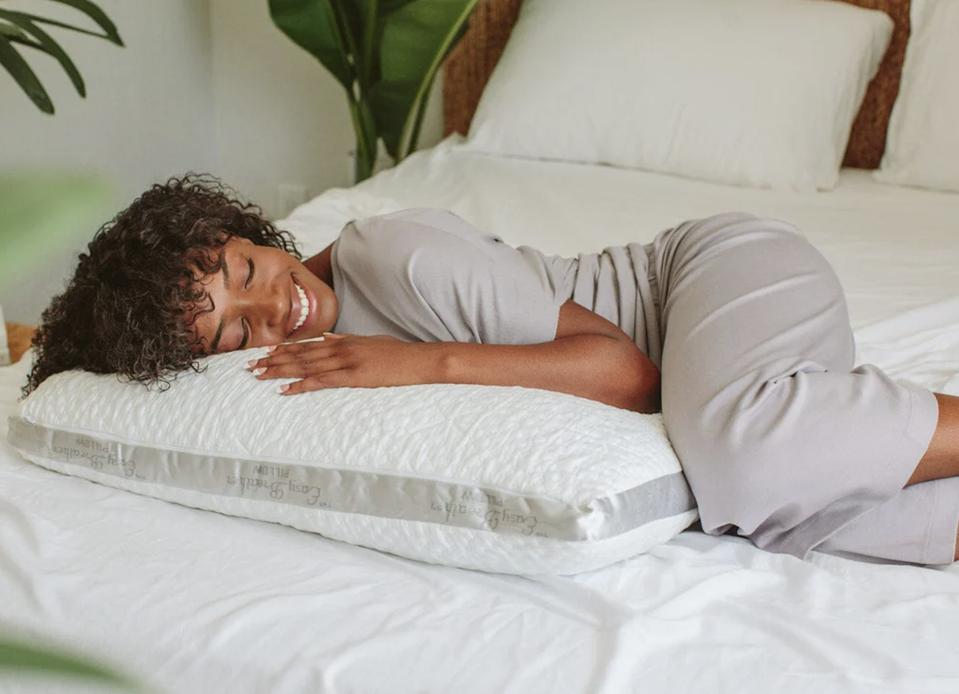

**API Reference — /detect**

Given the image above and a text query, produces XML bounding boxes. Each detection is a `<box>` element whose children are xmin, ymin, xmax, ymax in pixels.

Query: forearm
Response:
<box><xmin>424</xmin><ymin>335</ymin><xmax>661</xmax><ymax>414</ymax></box>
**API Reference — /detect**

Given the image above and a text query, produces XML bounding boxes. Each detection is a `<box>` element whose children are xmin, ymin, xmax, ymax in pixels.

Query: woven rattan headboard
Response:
<box><xmin>443</xmin><ymin>0</ymin><xmax>910</xmax><ymax>169</ymax></box>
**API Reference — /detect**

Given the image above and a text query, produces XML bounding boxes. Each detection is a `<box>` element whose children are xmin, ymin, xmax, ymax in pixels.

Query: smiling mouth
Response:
<box><xmin>289</xmin><ymin>275</ymin><xmax>309</xmax><ymax>337</ymax></box>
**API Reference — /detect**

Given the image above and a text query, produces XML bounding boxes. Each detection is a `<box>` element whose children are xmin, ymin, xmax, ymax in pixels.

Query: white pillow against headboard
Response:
<box><xmin>464</xmin><ymin>0</ymin><xmax>893</xmax><ymax>192</ymax></box>
<box><xmin>875</xmin><ymin>0</ymin><xmax>959</xmax><ymax>193</ymax></box>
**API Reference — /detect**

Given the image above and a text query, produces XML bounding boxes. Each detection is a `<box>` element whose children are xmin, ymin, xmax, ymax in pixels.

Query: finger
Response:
<box><xmin>266</xmin><ymin>335</ymin><xmax>334</xmax><ymax>355</ymax></box>
<box><xmin>266</xmin><ymin>339</ymin><xmax>322</xmax><ymax>355</ymax></box>
<box><xmin>278</xmin><ymin>370</ymin><xmax>352</xmax><ymax>395</ymax></box>
<box><xmin>254</xmin><ymin>358</ymin><xmax>346</xmax><ymax>380</ymax></box>
<box><xmin>247</xmin><ymin>343</ymin><xmax>335</xmax><ymax>370</ymax></box>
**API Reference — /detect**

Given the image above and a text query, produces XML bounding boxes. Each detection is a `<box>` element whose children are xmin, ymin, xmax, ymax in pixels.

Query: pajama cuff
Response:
<box><xmin>902</xmin><ymin>382</ymin><xmax>957</xmax><ymax>564</ymax></box>
<box><xmin>814</xmin><ymin>382</ymin><xmax>956</xmax><ymax>565</ymax></box>
<box><xmin>806</xmin><ymin>380</ymin><xmax>944</xmax><ymax>564</ymax></box>
<box><xmin>816</xmin><ymin>475</ymin><xmax>959</xmax><ymax>566</ymax></box>
<box><xmin>900</xmin><ymin>379</ymin><xmax>940</xmax><ymax>458</ymax></box>
<box><xmin>921</xmin><ymin>475</ymin><xmax>959</xmax><ymax>565</ymax></box>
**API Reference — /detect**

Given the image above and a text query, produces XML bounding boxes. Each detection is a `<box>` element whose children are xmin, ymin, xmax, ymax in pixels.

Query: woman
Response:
<box><xmin>24</xmin><ymin>174</ymin><xmax>959</xmax><ymax>567</ymax></box>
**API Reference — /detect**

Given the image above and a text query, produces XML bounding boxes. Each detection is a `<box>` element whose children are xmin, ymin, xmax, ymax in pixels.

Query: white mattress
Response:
<box><xmin>2</xmin><ymin>137</ymin><xmax>958</xmax><ymax>693</ymax></box>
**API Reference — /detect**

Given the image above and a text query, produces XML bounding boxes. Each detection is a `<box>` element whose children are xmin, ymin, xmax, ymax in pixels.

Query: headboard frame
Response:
<box><xmin>443</xmin><ymin>0</ymin><xmax>910</xmax><ymax>169</ymax></box>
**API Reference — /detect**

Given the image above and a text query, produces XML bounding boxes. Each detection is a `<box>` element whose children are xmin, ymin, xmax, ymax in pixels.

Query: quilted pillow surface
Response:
<box><xmin>8</xmin><ymin>344</ymin><xmax>698</xmax><ymax>576</ymax></box>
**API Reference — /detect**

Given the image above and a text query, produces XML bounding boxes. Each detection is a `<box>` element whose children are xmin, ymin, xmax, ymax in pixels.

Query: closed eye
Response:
<box><xmin>244</xmin><ymin>257</ymin><xmax>255</xmax><ymax>289</ymax></box>
<box><xmin>239</xmin><ymin>318</ymin><xmax>250</xmax><ymax>350</ymax></box>
<box><xmin>237</xmin><ymin>258</ymin><xmax>254</xmax><ymax>349</ymax></box>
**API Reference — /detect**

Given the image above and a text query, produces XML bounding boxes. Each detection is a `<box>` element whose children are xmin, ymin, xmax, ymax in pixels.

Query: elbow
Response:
<box><xmin>639</xmin><ymin>365</ymin><xmax>662</xmax><ymax>414</ymax></box>
<box><xmin>623</xmin><ymin>354</ymin><xmax>661</xmax><ymax>414</ymax></box>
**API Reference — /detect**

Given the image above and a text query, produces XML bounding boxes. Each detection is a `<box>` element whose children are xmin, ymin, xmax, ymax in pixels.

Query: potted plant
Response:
<box><xmin>269</xmin><ymin>0</ymin><xmax>479</xmax><ymax>183</ymax></box>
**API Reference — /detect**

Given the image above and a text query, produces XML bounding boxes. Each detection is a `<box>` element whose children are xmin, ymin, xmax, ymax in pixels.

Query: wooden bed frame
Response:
<box><xmin>4</xmin><ymin>322</ymin><xmax>34</xmax><ymax>364</ymax></box>
<box><xmin>442</xmin><ymin>0</ymin><xmax>912</xmax><ymax>169</ymax></box>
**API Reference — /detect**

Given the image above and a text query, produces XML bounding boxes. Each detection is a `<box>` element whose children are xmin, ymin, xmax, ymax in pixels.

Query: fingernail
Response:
<box><xmin>277</xmin><ymin>384</ymin><xmax>289</xmax><ymax>394</ymax></box>
<box><xmin>266</xmin><ymin>345</ymin><xmax>277</xmax><ymax>353</ymax></box>
<box><xmin>252</xmin><ymin>367</ymin><xmax>266</xmax><ymax>376</ymax></box>
<box><xmin>245</xmin><ymin>360</ymin><xmax>258</xmax><ymax>370</ymax></box>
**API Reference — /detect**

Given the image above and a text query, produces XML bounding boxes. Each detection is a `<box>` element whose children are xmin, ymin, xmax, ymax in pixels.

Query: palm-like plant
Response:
<box><xmin>269</xmin><ymin>0</ymin><xmax>479</xmax><ymax>183</ymax></box>
<box><xmin>0</xmin><ymin>0</ymin><xmax>123</xmax><ymax>114</ymax></box>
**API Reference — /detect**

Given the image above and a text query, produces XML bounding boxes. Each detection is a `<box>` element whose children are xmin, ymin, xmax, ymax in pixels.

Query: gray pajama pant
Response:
<box><xmin>645</xmin><ymin>212</ymin><xmax>955</xmax><ymax>565</ymax></box>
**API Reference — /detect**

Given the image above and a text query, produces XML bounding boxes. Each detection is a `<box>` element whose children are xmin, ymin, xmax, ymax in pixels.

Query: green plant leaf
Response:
<box><xmin>0</xmin><ymin>21</ymin><xmax>29</xmax><ymax>40</ymax></box>
<box><xmin>269</xmin><ymin>0</ymin><xmax>354</xmax><ymax>92</ymax></box>
<box><xmin>43</xmin><ymin>0</ymin><xmax>123</xmax><ymax>45</ymax></box>
<box><xmin>405</xmin><ymin>68</ymin><xmax>436</xmax><ymax>155</ymax></box>
<box><xmin>0</xmin><ymin>637</ymin><xmax>138</xmax><ymax>690</ymax></box>
<box><xmin>369</xmin><ymin>0</ymin><xmax>477</xmax><ymax>159</ymax></box>
<box><xmin>379</xmin><ymin>0</ymin><xmax>419</xmax><ymax>13</ymax></box>
<box><xmin>0</xmin><ymin>35</ymin><xmax>53</xmax><ymax>113</ymax></box>
<box><xmin>333</xmin><ymin>0</ymin><xmax>377</xmax><ymax>88</ymax></box>
<box><xmin>0</xmin><ymin>9</ymin><xmax>86</xmax><ymax>97</ymax></box>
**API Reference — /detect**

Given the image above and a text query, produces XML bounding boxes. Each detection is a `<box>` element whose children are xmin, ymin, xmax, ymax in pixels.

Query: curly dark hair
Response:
<box><xmin>22</xmin><ymin>172</ymin><xmax>301</xmax><ymax>398</ymax></box>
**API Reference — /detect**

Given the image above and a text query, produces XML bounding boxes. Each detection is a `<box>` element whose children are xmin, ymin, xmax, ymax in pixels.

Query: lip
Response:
<box><xmin>287</xmin><ymin>273</ymin><xmax>315</xmax><ymax>339</ymax></box>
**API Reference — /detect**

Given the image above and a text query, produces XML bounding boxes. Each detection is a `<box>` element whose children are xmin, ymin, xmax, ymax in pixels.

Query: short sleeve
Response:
<box><xmin>342</xmin><ymin>208</ymin><xmax>566</xmax><ymax>345</ymax></box>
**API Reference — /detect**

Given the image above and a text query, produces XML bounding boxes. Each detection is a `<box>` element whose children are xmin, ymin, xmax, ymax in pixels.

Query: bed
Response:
<box><xmin>3</xmin><ymin>1</ymin><xmax>959</xmax><ymax>692</ymax></box>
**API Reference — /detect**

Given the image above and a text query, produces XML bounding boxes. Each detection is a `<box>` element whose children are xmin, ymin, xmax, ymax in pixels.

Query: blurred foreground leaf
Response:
<box><xmin>0</xmin><ymin>172</ymin><xmax>113</xmax><ymax>296</ymax></box>
<box><xmin>0</xmin><ymin>635</ymin><xmax>141</xmax><ymax>691</ymax></box>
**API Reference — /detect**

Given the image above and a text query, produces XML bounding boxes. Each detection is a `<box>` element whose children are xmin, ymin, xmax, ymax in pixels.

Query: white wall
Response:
<box><xmin>0</xmin><ymin>0</ymin><xmax>444</xmax><ymax>322</ymax></box>
<box><xmin>1</xmin><ymin>0</ymin><xmax>217</xmax><ymax>322</ymax></box>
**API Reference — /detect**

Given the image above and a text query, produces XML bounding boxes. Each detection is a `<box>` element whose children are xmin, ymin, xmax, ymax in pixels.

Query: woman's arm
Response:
<box><xmin>251</xmin><ymin>300</ymin><xmax>662</xmax><ymax>414</ymax></box>
<box><xmin>431</xmin><ymin>331</ymin><xmax>661</xmax><ymax>414</ymax></box>
<box><xmin>431</xmin><ymin>299</ymin><xmax>660</xmax><ymax>413</ymax></box>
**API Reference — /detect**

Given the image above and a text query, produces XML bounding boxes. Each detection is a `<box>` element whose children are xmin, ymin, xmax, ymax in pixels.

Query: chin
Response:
<box><xmin>312</xmin><ymin>284</ymin><xmax>338</xmax><ymax>335</ymax></box>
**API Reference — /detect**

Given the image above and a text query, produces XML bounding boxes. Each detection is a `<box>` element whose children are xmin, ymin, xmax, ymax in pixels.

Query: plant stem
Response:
<box><xmin>347</xmin><ymin>96</ymin><xmax>374</xmax><ymax>182</ymax></box>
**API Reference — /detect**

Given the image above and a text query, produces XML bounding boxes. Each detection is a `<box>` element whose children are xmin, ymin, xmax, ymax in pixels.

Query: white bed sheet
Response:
<box><xmin>2</xmin><ymin>136</ymin><xmax>958</xmax><ymax>693</ymax></box>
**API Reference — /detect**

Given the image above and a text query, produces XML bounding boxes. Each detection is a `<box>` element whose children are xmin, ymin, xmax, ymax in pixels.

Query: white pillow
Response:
<box><xmin>8</xmin><ymin>344</ymin><xmax>698</xmax><ymax>576</ymax></box>
<box><xmin>875</xmin><ymin>0</ymin><xmax>959</xmax><ymax>193</ymax></box>
<box><xmin>276</xmin><ymin>188</ymin><xmax>404</xmax><ymax>256</ymax></box>
<box><xmin>464</xmin><ymin>0</ymin><xmax>893</xmax><ymax>192</ymax></box>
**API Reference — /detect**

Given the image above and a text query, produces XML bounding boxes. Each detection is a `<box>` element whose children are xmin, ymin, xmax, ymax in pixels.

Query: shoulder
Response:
<box><xmin>344</xmin><ymin>207</ymin><xmax>500</xmax><ymax>250</ymax></box>
<box><xmin>338</xmin><ymin>207</ymin><xmax>501</xmax><ymax>272</ymax></box>
<box><xmin>334</xmin><ymin>207</ymin><xmax>499</xmax><ymax>288</ymax></box>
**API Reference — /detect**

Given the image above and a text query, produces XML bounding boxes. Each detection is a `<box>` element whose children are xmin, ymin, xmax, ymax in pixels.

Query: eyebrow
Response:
<box><xmin>209</xmin><ymin>252</ymin><xmax>231</xmax><ymax>353</ymax></box>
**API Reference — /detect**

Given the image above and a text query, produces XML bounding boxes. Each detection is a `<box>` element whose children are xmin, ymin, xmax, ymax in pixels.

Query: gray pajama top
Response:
<box><xmin>330</xmin><ymin>207</ymin><xmax>661</xmax><ymax>364</ymax></box>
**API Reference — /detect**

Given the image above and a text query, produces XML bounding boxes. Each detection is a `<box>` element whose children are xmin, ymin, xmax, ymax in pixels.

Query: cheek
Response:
<box><xmin>183</xmin><ymin>288</ymin><xmax>221</xmax><ymax>350</ymax></box>
<box><xmin>185</xmin><ymin>314</ymin><xmax>213</xmax><ymax>352</ymax></box>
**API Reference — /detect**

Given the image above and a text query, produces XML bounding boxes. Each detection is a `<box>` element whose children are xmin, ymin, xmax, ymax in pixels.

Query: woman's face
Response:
<box><xmin>190</xmin><ymin>237</ymin><xmax>338</xmax><ymax>354</ymax></box>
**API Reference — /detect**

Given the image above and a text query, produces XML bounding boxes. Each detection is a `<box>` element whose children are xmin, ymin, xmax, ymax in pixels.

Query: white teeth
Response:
<box><xmin>292</xmin><ymin>280</ymin><xmax>308</xmax><ymax>333</ymax></box>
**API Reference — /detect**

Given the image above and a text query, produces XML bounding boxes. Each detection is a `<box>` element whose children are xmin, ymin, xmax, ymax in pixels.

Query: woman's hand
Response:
<box><xmin>246</xmin><ymin>332</ymin><xmax>439</xmax><ymax>395</ymax></box>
